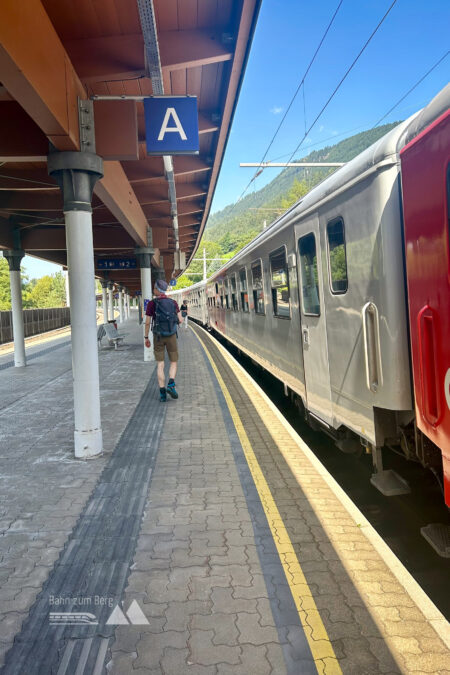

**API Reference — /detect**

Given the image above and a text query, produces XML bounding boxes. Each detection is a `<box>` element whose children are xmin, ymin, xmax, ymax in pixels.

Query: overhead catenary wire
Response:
<box><xmin>285</xmin><ymin>0</ymin><xmax>399</xmax><ymax>166</ymax></box>
<box><xmin>267</xmin><ymin>88</ymin><xmax>439</xmax><ymax>164</ymax></box>
<box><xmin>236</xmin><ymin>0</ymin><xmax>345</xmax><ymax>203</ymax></box>
<box><xmin>372</xmin><ymin>50</ymin><xmax>450</xmax><ymax>127</ymax></box>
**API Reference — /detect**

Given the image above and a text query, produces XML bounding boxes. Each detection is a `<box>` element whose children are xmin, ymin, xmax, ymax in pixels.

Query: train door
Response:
<box><xmin>296</xmin><ymin>216</ymin><xmax>333</xmax><ymax>425</ymax></box>
<box><xmin>401</xmin><ymin>108</ymin><xmax>450</xmax><ymax>506</ymax></box>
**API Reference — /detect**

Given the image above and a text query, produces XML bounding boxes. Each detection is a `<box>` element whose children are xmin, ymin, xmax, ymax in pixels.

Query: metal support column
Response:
<box><xmin>156</xmin><ymin>255</ymin><xmax>166</xmax><ymax>282</ymax></box>
<box><xmin>135</xmin><ymin>246</ymin><xmax>154</xmax><ymax>362</ymax></box>
<box><xmin>108</xmin><ymin>282</ymin><xmax>114</xmax><ymax>321</ymax></box>
<box><xmin>48</xmin><ymin>150</ymin><xmax>103</xmax><ymax>459</ymax></box>
<box><xmin>4</xmin><ymin>247</ymin><xmax>26</xmax><ymax>368</ymax></box>
<box><xmin>118</xmin><ymin>286</ymin><xmax>124</xmax><ymax>323</ymax></box>
<box><xmin>100</xmin><ymin>279</ymin><xmax>108</xmax><ymax>323</ymax></box>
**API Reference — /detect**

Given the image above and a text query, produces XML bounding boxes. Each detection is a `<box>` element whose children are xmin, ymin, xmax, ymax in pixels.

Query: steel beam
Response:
<box><xmin>21</xmin><ymin>226</ymin><xmax>136</xmax><ymax>251</ymax></box>
<box><xmin>160</xmin><ymin>30</ymin><xmax>233</xmax><ymax>71</ymax></box>
<box><xmin>0</xmin><ymin>0</ymin><xmax>148</xmax><ymax>246</ymax></box>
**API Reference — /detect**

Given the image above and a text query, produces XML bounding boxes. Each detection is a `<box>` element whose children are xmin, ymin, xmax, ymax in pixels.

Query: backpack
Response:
<box><xmin>152</xmin><ymin>297</ymin><xmax>178</xmax><ymax>337</ymax></box>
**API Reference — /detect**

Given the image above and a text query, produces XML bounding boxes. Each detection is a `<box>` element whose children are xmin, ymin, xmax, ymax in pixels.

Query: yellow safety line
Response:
<box><xmin>193</xmin><ymin>328</ymin><xmax>342</xmax><ymax>675</ymax></box>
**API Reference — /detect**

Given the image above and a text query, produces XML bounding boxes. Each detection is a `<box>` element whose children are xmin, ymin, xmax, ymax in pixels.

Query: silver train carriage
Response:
<box><xmin>172</xmin><ymin>86</ymin><xmax>449</xmax><ymax>461</ymax></box>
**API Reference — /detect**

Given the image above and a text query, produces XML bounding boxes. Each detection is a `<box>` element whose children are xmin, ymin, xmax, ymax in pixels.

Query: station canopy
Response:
<box><xmin>0</xmin><ymin>0</ymin><xmax>261</xmax><ymax>291</ymax></box>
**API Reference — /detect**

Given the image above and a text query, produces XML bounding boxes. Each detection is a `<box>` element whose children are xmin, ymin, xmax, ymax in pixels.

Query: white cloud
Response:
<box><xmin>319</xmin><ymin>125</ymin><xmax>324</xmax><ymax>132</ymax></box>
<box><xmin>270</xmin><ymin>106</ymin><xmax>283</xmax><ymax>115</ymax></box>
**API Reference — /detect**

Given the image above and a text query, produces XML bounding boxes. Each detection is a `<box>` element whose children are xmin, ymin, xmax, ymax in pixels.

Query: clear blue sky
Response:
<box><xmin>23</xmin><ymin>0</ymin><xmax>449</xmax><ymax>278</ymax></box>
<box><xmin>210</xmin><ymin>0</ymin><xmax>449</xmax><ymax>212</ymax></box>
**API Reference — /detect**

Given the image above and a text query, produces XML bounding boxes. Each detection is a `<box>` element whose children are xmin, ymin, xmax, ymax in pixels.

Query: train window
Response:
<box><xmin>230</xmin><ymin>274</ymin><xmax>238</xmax><ymax>310</ymax></box>
<box><xmin>224</xmin><ymin>278</ymin><xmax>230</xmax><ymax>309</ymax></box>
<box><xmin>239</xmin><ymin>268</ymin><xmax>249</xmax><ymax>312</ymax></box>
<box><xmin>251</xmin><ymin>260</ymin><xmax>265</xmax><ymax>314</ymax></box>
<box><xmin>217</xmin><ymin>280</ymin><xmax>223</xmax><ymax>307</ymax></box>
<box><xmin>269</xmin><ymin>247</ymin><xmax>290</xmax><ymax>318</ymax></box>
<box><xmin>298</xmin><ymin>233</ymin><xmax>320</xmax><ymax>316</ymax></box>
<box><xmin>327</xmin><ymin>218</ymin><xmax>348</xmax><ymax>294</ymax></box>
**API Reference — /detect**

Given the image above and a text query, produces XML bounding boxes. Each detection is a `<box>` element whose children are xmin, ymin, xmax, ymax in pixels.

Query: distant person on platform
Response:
<box><xmin>180</xmin><ymin>300</ymin><xmax>189</xmax><ymax>330</ymax></box>
<box><xmin>144</xmin><ymin>279</ymin><xmax>183</xmax><ymax>402</ymax></box>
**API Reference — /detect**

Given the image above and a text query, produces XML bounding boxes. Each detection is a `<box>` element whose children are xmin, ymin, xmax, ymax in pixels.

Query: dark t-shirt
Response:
<box><xmin>180</xmin><ymin>304</ymin><xmax>188</xmax><ymax>312</ymax></box>
<box><xmin>145</xmin><ymin>295</ymin><xmax>179</xmax><ymax>318</ymax></box>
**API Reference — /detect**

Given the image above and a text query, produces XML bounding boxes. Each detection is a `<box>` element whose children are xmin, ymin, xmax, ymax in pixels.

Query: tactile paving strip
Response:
<box><xmin>2</xmin><ymin>368</ymin><xmax>165</xmax><ymax>675</ymax></box>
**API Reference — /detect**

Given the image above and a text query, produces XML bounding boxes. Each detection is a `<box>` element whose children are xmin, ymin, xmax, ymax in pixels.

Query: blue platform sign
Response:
<box><xmin>97</xmin><ymin>258</ymin><xmax>137</xmax><ymax>270</ymax></box>
<box><xmin>144</xmin><ymin>96</ymin><xmax>199</xmax><ymax>155</ymax></box>
<box><xmin>169</xmin><ymin>279</ymin><xmax>177</xmax><ymax>287</ymax></box>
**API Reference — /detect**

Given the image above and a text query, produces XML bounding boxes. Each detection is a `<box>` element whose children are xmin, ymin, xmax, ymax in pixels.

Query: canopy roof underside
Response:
<box><xmin>0</xmin><ymin>0</ymin><xmax>260</xmax><ymax>290</ymax></box>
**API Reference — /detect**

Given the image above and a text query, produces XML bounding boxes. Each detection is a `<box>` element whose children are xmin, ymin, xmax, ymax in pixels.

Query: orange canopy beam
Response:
<box><xmin>0</xmin><ymin>0</ymin><xmax>148</xmax><ymax>246</ymax></box>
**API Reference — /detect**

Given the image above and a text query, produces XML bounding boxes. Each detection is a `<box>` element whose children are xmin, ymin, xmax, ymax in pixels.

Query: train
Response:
<box><xmin>172</xmin><ymin>85</ymin><xmax>450</xmax><ymax>509</ymax></box>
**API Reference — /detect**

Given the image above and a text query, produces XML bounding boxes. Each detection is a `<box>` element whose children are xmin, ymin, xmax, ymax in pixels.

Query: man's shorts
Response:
<box><xmin>153</xmin><ymin>334</ymin><xmax>179</xmax><ymax>362</ymax></box>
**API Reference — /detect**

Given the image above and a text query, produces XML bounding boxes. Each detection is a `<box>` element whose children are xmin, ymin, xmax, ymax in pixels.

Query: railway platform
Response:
<box><xmin>0</xmin><ymin>317</ymin><xmax>449</xmax><ymax>674</ymax></box>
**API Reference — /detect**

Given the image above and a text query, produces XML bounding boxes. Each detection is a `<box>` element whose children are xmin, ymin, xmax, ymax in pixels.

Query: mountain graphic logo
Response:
<box><xmin>106</xmin><ymin>600</ymin><xmax>149</xmax><ymax>625</ymax></box>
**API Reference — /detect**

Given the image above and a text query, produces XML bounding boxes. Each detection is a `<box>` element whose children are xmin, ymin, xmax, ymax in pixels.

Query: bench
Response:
<box><xmin>97</xmin><ymin>323</ymin><xmax>124</xmax><ymax>350</ymax></box>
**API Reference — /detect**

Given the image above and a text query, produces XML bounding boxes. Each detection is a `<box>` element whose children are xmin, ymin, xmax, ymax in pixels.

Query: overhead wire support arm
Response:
<box><xmin>285</xmin><ymin>0</ymin><xmax>399</xmax><ymax>165</ymax></box>
<box><xmin>235</xmin><ymin>0</ymin><xmax>345</xmax><ymax>204</ymax></box>
<box><xmin>240</xmin><ymin>162</ymin><xmax>345</xmax><ymax>168</ymax></box>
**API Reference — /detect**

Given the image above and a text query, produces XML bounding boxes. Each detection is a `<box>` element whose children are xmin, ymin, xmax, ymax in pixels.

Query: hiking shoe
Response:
<box><xmin>160</xmin><ymin>389</ymin><xmax>167</xmax><ymax>402</ymax></box>
<box><xmin>166</xmin><ymin>381</ymin><xmax>178</xmax><ymax>399</ymax></box>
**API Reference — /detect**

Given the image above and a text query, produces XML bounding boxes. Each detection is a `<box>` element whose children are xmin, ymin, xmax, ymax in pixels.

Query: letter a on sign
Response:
<box><xmin>158</xmin><ymin>108</ymin><xmax>187</xmax><ymax>141</ymax></box>
<box><xmin>144</xmin><ymin>96</ymin><xmax>199</xmax><ymax>155</ymax></box>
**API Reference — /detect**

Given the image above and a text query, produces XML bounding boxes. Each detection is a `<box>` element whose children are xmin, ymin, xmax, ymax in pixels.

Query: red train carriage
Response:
<box><xmin>401</xmin><ymin>107</ymin><xmax>450</xmax><ymax>507</ymax></box>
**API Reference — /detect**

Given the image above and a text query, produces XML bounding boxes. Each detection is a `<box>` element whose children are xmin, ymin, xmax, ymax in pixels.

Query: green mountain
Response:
<box><xmin>206</xmin><ymin>122</ymin><xmax>400</xmax><ymax>250</ymax></box>
<box><xmin>176</xmin><ymin>122</ymin><xmax>401</xmax><ymax>288</ymax></box>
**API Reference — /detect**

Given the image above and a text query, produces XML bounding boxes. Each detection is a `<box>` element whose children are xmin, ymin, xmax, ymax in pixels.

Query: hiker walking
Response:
<box><xmin>180</xmin><ymin>300</ymin><xmax>189</xmax><ymax>330</ymax></box>
<box><xmin>144</xmin><ymin>279</ymin><xmax>183</xmax><ymax>402</ymax></box>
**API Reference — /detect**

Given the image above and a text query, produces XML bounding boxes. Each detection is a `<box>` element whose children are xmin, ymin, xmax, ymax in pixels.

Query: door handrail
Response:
<box><xmin>417</xmin><ymin>305</ymin><xmax>441</xmax><ymax>426</ymax></box>
<box><xmin>362</xmin><ymin>301</ymin><xmax>383</xmax><ymax>393</ymax></box>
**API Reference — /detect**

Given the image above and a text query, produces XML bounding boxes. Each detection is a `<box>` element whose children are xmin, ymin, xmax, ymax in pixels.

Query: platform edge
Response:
<box><xmin>195</xmin><ymin>325</ymin><xmax>450</xmax><ymax>650</ymax></box>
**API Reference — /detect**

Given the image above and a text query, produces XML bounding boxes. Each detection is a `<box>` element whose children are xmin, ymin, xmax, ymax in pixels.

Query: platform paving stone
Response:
<box><xmin>191</xmin><ymin>326</ymin><xmax>450</xmax><ymax>675</ymax></box>
<box><xmin>0</xmin><ymin>313</ymin><xmax>154</xmax><ymax>668</ymax></box>
<box><xmin>1</xmin><ymin>322</ymin><xmax>449</xmax><ymax>673</ymax></box>
<box><xmin>108</xmin><ymin>329</ymin><xmax>302</xmax><ymax>674</ymax></box>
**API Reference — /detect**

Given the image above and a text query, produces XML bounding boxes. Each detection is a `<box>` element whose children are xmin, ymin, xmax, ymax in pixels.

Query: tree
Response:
<box><xmin>174</xmin><ymin>240</ymin><xmax>226</xmax><ymax>289</ymax></box>
<box><xmin>0</xmin><ymin>258</ymin><xmax>10</xmax><ymax>310</ymax></box>
<box><xmin>26</xmin><ymin>272</ymin><xmax>66</xmax><ymax>308</ymax></box>
<box><xmin>279</xmin><ymin>178</ymin><xmax>309</xmax><ymax>210</ymax></box>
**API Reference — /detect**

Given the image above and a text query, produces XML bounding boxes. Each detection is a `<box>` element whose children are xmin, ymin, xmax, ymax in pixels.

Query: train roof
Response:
<box><xmin>402</xmin><ymin>83</ymin><xmax>450</xmax><ymax>147</ymax></box>
<box><xmin>168</xmin><ymin>279</ymin><xmax>206</xmax><ymax>295</ymax></box>
<box><xmin>205</xmin><ymin>84</ymin><xmax>450</xmax><ymax>279</ymax></box>
<box><xmin>207</xmin><ymin>116</ymin><xmax>415</xmax><ymax>276</ymax></box>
